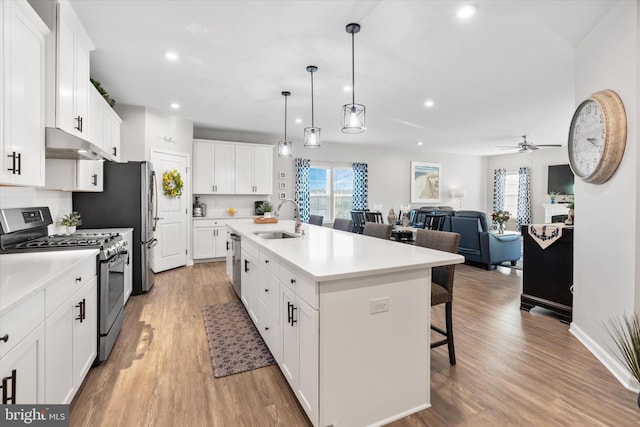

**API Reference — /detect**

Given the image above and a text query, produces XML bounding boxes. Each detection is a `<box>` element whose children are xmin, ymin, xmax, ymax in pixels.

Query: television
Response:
<box><xmin>547</xmin><ymin>164</ymin><xmax>575</xmax><ymax>195</ymax></box>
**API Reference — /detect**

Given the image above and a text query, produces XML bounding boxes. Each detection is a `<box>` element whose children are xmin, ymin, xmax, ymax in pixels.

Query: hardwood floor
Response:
<box><xmin>70</xmin><ymin>263</ymin><xmax>640</xmax><ymax>426</ymax></box>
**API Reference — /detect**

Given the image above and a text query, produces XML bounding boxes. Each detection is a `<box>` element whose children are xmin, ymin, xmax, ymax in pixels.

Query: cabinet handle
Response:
<box><xmin>112</xmin><ymin>146</ymin><xmax>117</xmax><ymax>156</ymax></box>
<box><xmin>76</xmin><ymin>300</ymin><xmax>83</xmax><ymax>322</ymax></box>
<box><xmin>226</xmin><ymin>241</ymin><xmax>229</xmax><ymax>251</ymax></box>
<box><xmin>1</xmin><ymin>369</ymin><xmax>16</xmax><ymax>404</ymax></box>
<box><xmin>91</xmin><ymin>174</ymin><xmax>98</xmax><ymax>186</ymax></box>
<box><xmin>290</xmin><ymin>278</ymin><xmax>296</xmax><ymax>285</ymax></box>
<box><xmin>75</xmin><ymin>115</ymin><xmax>83</xmax><ymax>132</ymax></box>
<box><xmin>291</xmin><ymin>305</ymin><xmax>298</xmax><ymax>325</ymax></box>
<box><xmin>244</xmin><ymin>259</ymin><xmax>249</xmax><ymax>273</ymax></box>
<box><xmin>75</xmin><ymin>276</ymin><xmax>82</xmax><ymax>282</ymax></box>
<box><xmin>0</xmin><ymin>334</ymin><xmax>8</xmax><ymax>343</ymax></box>
<box><xmin>15</xmin><ymin>153</ymin><xmax>21</xmax><ymax>175</ymax></box>
<box><xmin>264</xmin><ymin>259</ymin><xmax>269</xmax><ymax>264</ymax></box>
<box><xmin>6</xmin><ymin>152</ymin><xmax>19</xmax><ymax>174</ymax></box>
<box><xmin>265</xmin><ymin>326</ymin><xmax>269</xmax><ymax>331</ymax></box>
<box><xmin>76</xmin><ymin>298</ymin><xmax>86</xmax><ymax>322</ymax></box>
<box><xmin>264</xmin><ymin>288</ymin><xmax>269</xmax><ymax>293</ymax></box>
<box><xmin>287</xmin><ymin>302</ymin><xmax>293</xmax><ymax>325</ymax></box>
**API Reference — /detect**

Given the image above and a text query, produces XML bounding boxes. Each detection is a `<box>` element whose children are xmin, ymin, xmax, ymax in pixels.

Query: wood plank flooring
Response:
<box><xmin>70</xmin><ymin>263</ymin><xmax>640</xmax><ymax>426</ymax></box>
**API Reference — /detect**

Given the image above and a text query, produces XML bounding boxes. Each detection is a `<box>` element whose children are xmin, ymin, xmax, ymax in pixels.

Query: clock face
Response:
<box><xmin>568</xmin><ymin>99</ymin><xmax>606</xmax><ymax>178</ymax></box>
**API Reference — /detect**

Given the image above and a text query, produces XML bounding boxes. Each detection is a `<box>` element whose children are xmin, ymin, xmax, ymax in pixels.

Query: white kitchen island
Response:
<box><xmin>227</xmin><ymin>220</ymin><xmax>464</xmax><ymax>427</ymax></box>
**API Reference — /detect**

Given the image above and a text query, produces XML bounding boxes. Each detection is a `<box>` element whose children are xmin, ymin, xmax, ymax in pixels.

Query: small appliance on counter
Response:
<box><xmin>254</xmin><ymin>200</ymin><xmax>269</xmax><ymax>216</ymax></box>
<box><xmin>193</xmin><ymin>196</ymin><xmax>206</xmax><ymax>217</ymax></box>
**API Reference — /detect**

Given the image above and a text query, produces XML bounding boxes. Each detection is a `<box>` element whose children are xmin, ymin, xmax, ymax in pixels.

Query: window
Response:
<box><xmin>503</xmin><ymin>172</ymin><xmax>519</xmax><ymax>218</ymax></box>
<box><xmin>309</xmin><ymin>164</ymin><xmax>353</xmax><ymax>221</ymax></box>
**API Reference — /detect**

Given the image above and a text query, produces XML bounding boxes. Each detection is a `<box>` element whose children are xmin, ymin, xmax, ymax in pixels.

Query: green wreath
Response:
<box><xmin>162</xmin><ymin>169</ymin><xmax>183</xmax><ymax>198</ymax></box>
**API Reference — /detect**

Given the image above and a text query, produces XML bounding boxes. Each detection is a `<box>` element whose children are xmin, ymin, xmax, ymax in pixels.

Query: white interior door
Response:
<box><xmin>150</xmin><ymin>149</ymin><xmax>189</xmax><ymax>273</ymax></box>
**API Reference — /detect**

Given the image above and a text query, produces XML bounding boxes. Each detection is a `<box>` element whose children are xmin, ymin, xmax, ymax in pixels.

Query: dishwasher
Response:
<box><xmin>230</xmin><ymin>233</ymin><xmax>242</xmax><ymax>298</ymax></box>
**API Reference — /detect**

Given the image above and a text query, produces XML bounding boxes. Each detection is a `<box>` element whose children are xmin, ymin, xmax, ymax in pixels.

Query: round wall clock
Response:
<box><xmin>568</xmin><ymin>89</ymin><xmax>627</xmax><ymax>184</ymax></box>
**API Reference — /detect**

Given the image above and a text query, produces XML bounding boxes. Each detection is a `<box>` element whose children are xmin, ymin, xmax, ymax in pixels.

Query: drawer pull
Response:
<box><xmin>1</xmin><ymin>369</ymin><xmax>16</xmax><ymax>404</ymax></box>
<box><xmin>0</xmin><ymin>334</ymin><xmax>8</xmax><ymax>343</ymax></box>
<box><xmin>75</xmin><ymin>276</ymin><xmax>82</xmax><ymax>282</ymax></box>
<box><xmin>75</xmin><ymin>298</ymin><xmax>86</xmax><ymax>322</ymax></box>
<box><xmin>264</xmin><ymin>288</ymin><xmax>269</xmax><ymax>293</ymax></box>
<box><xmin>265</xmin><ymin>326</ymin><xmax>269</xmax><ymax>331</ymax></box>
<box><xmin>290</xmin><ymin>278</ymin><xmax>296</xmax><ymax>285</ymax></box>
<box><xmin>264</xmin><ymin>259</ymin><xmax>269</xmax><ymax>264</ymax></box>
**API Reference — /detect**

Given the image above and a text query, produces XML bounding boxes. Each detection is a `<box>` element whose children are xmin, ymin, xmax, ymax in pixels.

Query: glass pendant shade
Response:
<box><xmin>304</xmin><ymin>127</ymin><xmax>321</xmax><ymax>148</ymax></box>
<box><xmin>341</xmin><ymin>103</ymin><xmax>366</xmax><ymax>133</ymax></box>
<box><xmin>341</xmin><ymin>23</ymin><xmax>366</xmax><ymax>134</ymax></box>
<box><xmin>278</xmin><ymin>140</ymin><xmax>292</xmax><ymax>157</ymax></box>
<box><xmin>278</xmin><ymin>91</ymin><xmax>292</xmax><ymax>158</ymax></box>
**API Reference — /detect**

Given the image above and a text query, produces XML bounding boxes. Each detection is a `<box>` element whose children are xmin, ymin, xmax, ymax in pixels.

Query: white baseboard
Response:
<box><xmin>570</xmin><ymin>322</ymin><xmax>640</xmax><ymax>392</ymax></box>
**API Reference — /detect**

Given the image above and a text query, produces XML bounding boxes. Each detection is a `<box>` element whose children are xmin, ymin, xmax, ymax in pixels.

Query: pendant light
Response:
<box><xmin>304</xmin><ymin>65</ymin><xmax>321</xmax><ymax>148</ymax></box>
<box><xmin>278</xmin><ymin>91</ymin><xmax>292</xmax><ymax>157</ymax></box>
<box><xmin>341</xmin><ymin>23</ymin><xmax>365</xmax><ymax>133</ymax></box>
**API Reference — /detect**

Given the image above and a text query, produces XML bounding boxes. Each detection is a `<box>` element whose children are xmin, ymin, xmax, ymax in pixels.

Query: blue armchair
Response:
<box><xmin>450</xmin><ymin>210</ymin><xmax>521</xmax><ymax>270</ymax></box>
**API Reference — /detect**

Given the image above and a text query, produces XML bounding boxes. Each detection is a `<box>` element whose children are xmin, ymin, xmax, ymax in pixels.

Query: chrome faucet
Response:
<box><xmin>275</xmin><ymin>199</ymin><xmax>302</xmax><ymax>234</ymax></box>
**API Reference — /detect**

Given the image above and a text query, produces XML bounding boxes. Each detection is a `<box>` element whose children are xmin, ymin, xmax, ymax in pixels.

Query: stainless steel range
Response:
<box><xmin>0</xmin><ymin>207</ymin><xmax>127</xmax><ymax>361</ymax></box>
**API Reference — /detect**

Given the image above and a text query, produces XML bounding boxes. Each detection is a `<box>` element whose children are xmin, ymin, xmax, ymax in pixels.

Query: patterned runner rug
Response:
<box><xmin>202</xmin><ymin>301</ymin><xmax>275</xmax><ymax>378</ymax></box>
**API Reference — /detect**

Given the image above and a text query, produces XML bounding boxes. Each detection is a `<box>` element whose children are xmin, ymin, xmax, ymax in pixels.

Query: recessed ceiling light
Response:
<box><xmin>165</xmin><ymin>51</ymin><xmax>178</xmax><ymax>61</ymax></box>
<box><xmin>457</xmin><ymin>4</ymin><xmax>477</xmax><ymax>20</ymax></box>
<box><xmin>170</xmin><ymin>103</ymin><xmax>180</xmax><ymax>109</ymax></box>
<box><xmin>417</xmin><ymin>141</ymin><xmax>424</xmax><ymax>146</ymax></box>
<box><xmin>295</xmin><ymin>118</ymin><xmax>303</xmax><ymax>124</ymax></box>
<box><xmin>424</xmin><ymin>100</ymin><xmax>435</xmax><ymax>108</ymax></box>
<box><xmin>343</xmin><ymin>86</ymin><xmax>352</xmax><ymax>92</ymax></box>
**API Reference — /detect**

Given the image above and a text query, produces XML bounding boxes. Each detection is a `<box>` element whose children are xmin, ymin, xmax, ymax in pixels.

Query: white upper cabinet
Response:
<box><xmin>193</xmin><ymin>140</ymin><xmax>235</xmax><ymax>194</ymax></box>
<box><xmin>0</xmin><ymin>0</ymin><xmax>48</xmax><ymax>187</ymax></box>
<box><xmin>235</xmin><ymin>144</ymin><xmax>273</xmax><ymax>195</ymax></box>
<box><xmin>54</xmin><ymin>0</ymin><xmax>93</xmax><ymax>138</ymax></box>
<box><xmin>88</xmin><ymin>84</ymin><xmax>122</xmax><ymax>161</ymax></box>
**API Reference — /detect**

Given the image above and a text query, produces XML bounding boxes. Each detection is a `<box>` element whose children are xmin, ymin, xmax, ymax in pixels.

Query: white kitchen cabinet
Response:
<box><xmin>0</xmin><ymin>0</ymin><xmax>48</xmax><ymax>187</ymax></box>
<box><xmin>54</xmin><ymin>0</ymin><xmax>93</xmax><ymax>138</ymax></box>
<box><xmin>240</xmin><ymin>241</ymin><xmax>260</xmax><ymax>322</ymax></box>
<box><xmin>193</xmin><ymin>140</ymin><xmax>235</xmax><ymax>194</ymax></box>
<box><xmin>235</xmin><ymin>144</ymin><xmax>273</xmax><ymax>194</ymax></box>
<box><xmin>87</xmin><ymin>85</ymin><xmax>122</xmax><ymax>161</ymax></box>
<box><xmin>106</xmin><ymin>107</ymin><xmax>122</xmax><ymax>162</ymax></box>
<box><xmin>0</xmin><ymin>291</ymin><xmax>45</xmax><ymax>404</ymax></box>
<box><xmin>225</xmin><ymin>231</ymin><xmax>233</xmax><ymax>279</ymax></box>
<box><xmin>45</xmin><ymin>258</ymin><xmax>97</xmax><ymax>404</ymax></box>
<box><xmin>280</xmin><ymin>283</ymin><xmax>319</xmax><ymax>424</ymax></box>
<box><xmin>193</xmin><ymin>219</ymin><xmax>235</xmax><ymax>260</ymax></box>
<box><xmin>45</xmin><ymin>158</ymin><xmax>103</xmax><ymax>192</ymax></box>
<box><xmin>256</xmin><ymin>252</ymin><xmax>281</xmax><ymax>362</ymax></box>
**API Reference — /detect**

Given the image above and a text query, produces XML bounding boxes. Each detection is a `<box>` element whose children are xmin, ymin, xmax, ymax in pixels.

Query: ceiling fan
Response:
<box><xmin>498</xmin><ymin>135</ymin><xmax>562</xmax><ymax>153</ymax></box>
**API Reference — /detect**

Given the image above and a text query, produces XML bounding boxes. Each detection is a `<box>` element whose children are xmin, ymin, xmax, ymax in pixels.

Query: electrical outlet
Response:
<box><xmin>370</xmin><ymin>297</ymin><xmax>390</xmax><ymax>314</ymax></box>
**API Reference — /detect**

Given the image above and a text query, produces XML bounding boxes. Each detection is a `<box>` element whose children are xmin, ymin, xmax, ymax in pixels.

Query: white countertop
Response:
<box><xmin>0</xmin><ymin>250</ymin><xmax>99</xmax><ymax>316</ymax></box>
<box><xmin>229</xmin><ymin>220</ymin><xmax>464</xmax><ymax>281</ymax></box>
<box><xmin>193</xmin><ymin>216</ymin><xmax>254</xmax><ymax>220</ymax></box>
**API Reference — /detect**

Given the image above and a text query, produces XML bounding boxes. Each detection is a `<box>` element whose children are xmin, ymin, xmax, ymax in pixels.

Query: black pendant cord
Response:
<box><xmin>351</xmin><ymin>30</ymin><xmax>355</xmax><ymax>105</ymax></box>
<box><xmin>284</xmin><ymin>95</ymin><xmax>288</xmax><ymax>140</ymax></box>
<box><xmin>311</xmin><ymin>71</ymin><xmax>315</xmax><ymax>127</ymax></box>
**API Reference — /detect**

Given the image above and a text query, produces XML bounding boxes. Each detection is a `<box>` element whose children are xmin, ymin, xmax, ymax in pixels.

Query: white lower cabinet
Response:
<box><xmin>193</xmin><ymin>219</ymin><xmax>235</xmax><ymax>260</ymax></box>
<box><xmin>280</xmin><ymin>284</ymin><xmax>319</xmax><ymax>425</ymax></box>
<box><xmin>241</xmin><ymin>249</ymin><xmax>259</xmax><ymax>324</ymax></box>
<box><xmin>0</xmin><ymin>291</ymin><xmax>45</xmax><ymax>404</ymax></box>
<box><xmin>44</xmin><ymin>257</ymin><xmax>98</xmax><ymax>404</ymax></box>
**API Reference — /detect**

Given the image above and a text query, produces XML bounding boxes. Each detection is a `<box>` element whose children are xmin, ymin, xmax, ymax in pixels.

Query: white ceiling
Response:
<box><xmin>69</xmin><ymin>0</ymin><xmax>616</xmax><ymax>156</ymax></box>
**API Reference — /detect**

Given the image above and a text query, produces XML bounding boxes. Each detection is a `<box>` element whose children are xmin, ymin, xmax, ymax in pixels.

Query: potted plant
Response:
<box><xmin>258</xmin><ymin>203</ymin><xmax>273</xmax><ymax>218</ymax></box>
<box><xmin>549</xmin><ymin>191</ymin><xmax>559</xmax><ymax>204</ymax></box>
<box><xmin>606</xmin><ymin>314</ymin><xmax>640</xmax><ymax>407</ymax></box>
<box><xmin>60</xmin><ymin>211</ymin><xmax>82</xmax><ymax>234</ymax></box>
<box><xmin>491</xmin><ymin>210</ymin><xmax>510</xmax><ymax>234</ymax></box>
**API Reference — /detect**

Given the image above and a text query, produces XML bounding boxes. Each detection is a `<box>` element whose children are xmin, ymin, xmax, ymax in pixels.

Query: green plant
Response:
<box><xmin>491</xmin><ymin>210</ymin><xmax>510</xmax><ymax>224</ymax></box>
<box><xmin>567</xmin><ymin>201</ymin><xmax>574</xmax><ymax>209</ymax></box>
<box><xmin>606</xmin><ymin>314</ymin><xmax>640</xmax><ymax>384</ymax></box>
<box><xmin>90</xmin><ymin>78</ymin><xmax>116</xmax><ymax>108</ymax></box>
<box><xmin>60</xmin><ymin>212</ymin><xmax>82</xmax><ymax>226</ymax></box>
<box><xmin>258</xmin><ymin>203</ymin><xmax>273</xmax><ymax>214</ymax></box>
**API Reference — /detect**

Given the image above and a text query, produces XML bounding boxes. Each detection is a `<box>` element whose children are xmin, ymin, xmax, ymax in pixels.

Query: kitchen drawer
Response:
<box><xmin>0</xmin><ymin>291</ymin><xmax>44</xmax><ymax>358</ymax></box>
<box><xmin>256</xmin><ymin>299</ymin><xmax>281</xmax><ymax>363</ymax></box>
<box><xmin>278</xmin><ymin>262</ymin><xmax>318</xmax><ymax>309</ymax></box>
<box><xmin>193</xmin><ymin>218</ymin><xmax>237</xmax><ymax>228</ymax></box>
<box><xmin>243</xmin><ymin>238</ymin><xmax>260</xmax><ymax>261</ymax></box>
<box><xmin>45</xmin><ymin>257</ymin><xmax>97</xmax><ymax>317</ymax></box>
<box><xmin>258</xmin><ymin>269</ymin><xmax>280</xmax><ymax>319</ymax></box>
<box><xmin>259</xmin><ymin>249</ymin><xmax>280</xmax><ymax>277</ymax></box>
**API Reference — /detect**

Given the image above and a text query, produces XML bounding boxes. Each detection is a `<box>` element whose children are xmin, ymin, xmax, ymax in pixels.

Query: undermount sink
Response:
<box><xmin>254</xmin><ymin>230</ymin><xmax>300</xmax><ymax>240</ymax></box>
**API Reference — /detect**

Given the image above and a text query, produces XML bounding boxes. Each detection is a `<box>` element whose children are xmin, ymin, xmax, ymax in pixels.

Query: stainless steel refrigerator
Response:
<box><xmin>73</xmin><ymin>161</ymin><xmax>157</xmax><ymax>294</ymax></box>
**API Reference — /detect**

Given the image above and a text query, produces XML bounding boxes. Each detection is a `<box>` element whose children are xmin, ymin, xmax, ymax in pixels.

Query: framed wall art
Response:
<box><xmin>279</xmin><ymin>192</ymin><xmax>287</xmax><ymax>200</ymax></box>
<box><xmin>410</xmin><ymin>161</ymin><xmax>441</xmax><ymax>203</ymax></box>
<box><xmin>279</xmin><ymin>182</ymin><xmax>287</xmax><ymax>190</ymax></box>
<box><xmin>279</xmin><ymin>171</ymin><xmax>287</xmax><ymax>180</ymax></box>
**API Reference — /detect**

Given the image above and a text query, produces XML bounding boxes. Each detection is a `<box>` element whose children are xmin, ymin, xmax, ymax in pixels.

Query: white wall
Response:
<box><xmin>570</xmin><ymin>0</ymin><xmax>640</xmax><ymax>391</ymax></box>
<box><xmin>486</xmin><ymin>147</ymin><xmax>570</xmax><ymax>225</ymax></box>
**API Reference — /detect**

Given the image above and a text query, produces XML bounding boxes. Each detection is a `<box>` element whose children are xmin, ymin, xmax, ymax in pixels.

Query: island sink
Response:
<box><xmin>253</xmin><ymin>230</ymin><xmax>300</xmax><ymax>239</ymax></box>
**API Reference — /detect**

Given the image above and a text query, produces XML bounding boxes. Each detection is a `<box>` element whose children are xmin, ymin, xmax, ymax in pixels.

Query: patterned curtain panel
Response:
<box><xmin>492</xmin><ymin>168</ymin><xmax>506</xmax><ymax>217</ymax></box>
<box><xmin>517</xmin><ymin>167</ymin><xmax>532</xmax><ymax>231</ymax></box>
<box><xmin>295</xmin><ymin>158</ymin><xmax>311</xmax><ymax>223</ymax></box>
<box><xmin>352</xmin><ymin>162</ymin><xmax>369</xmax><ymax>210</ymax></box>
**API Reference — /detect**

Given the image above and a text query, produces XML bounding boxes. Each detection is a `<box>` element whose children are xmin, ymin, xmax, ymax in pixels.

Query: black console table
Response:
<box><xmin>520</xmin><ymin>226</ymin><xmax>573</xmax><ymax>323</ymax></box>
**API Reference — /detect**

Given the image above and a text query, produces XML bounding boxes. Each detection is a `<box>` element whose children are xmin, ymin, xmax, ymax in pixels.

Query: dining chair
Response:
<box><xmin>415</xmin><ymin>229</ymin><xmax>461</xmax><ymax>365</ymax></box>
<box><xmin>423</xmin><ymin>213</ymin><xmax>446</xmax><ymax>231</ymax></box>
<box><xmin>364</xmin><ymin>211</ymin><xmax>384</xmax><ymax>223</ymax></box>
<box><xmin>333</xmin><ymin>218</ymin><xmax>354</xmax><ymax>232</ymax></box>
<box><xmin>362</xmin><ymin>223</ymin><xmax>392</xmax><ymax>240</ymax></box>
<box><xmin>309</xmin><ymin>214</ymin><xmax>324</xmax><ymax>226</ymax></box>
<box><xmin>350</xmin><ymin>210</ymin><xmax>366</xmax><ymax>234</ymax></box>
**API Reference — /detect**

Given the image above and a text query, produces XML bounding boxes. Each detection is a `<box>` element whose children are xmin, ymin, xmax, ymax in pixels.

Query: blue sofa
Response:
<box><xmin>450</xmin><ymin>210</ymin><xmax>521</xmax><ymax>270</ymax></box>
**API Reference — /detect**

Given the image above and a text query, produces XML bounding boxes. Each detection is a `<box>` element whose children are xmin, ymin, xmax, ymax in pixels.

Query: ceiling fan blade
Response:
<box><xmin>496</xmin><ymin>145</ymin><xmax>518</xmax><ymax>148</ymax></box>
<box><xmin>533</xmin><ymin>144</ymin><xmax>563</xmax><ymax>147</ymax></box>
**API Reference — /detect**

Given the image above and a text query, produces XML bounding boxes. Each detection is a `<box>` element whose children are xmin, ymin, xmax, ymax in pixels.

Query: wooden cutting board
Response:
<box><xmin>253</xmin><ymin>217</ymin><xmax>278</xmax><ymax>224</ymax></box>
